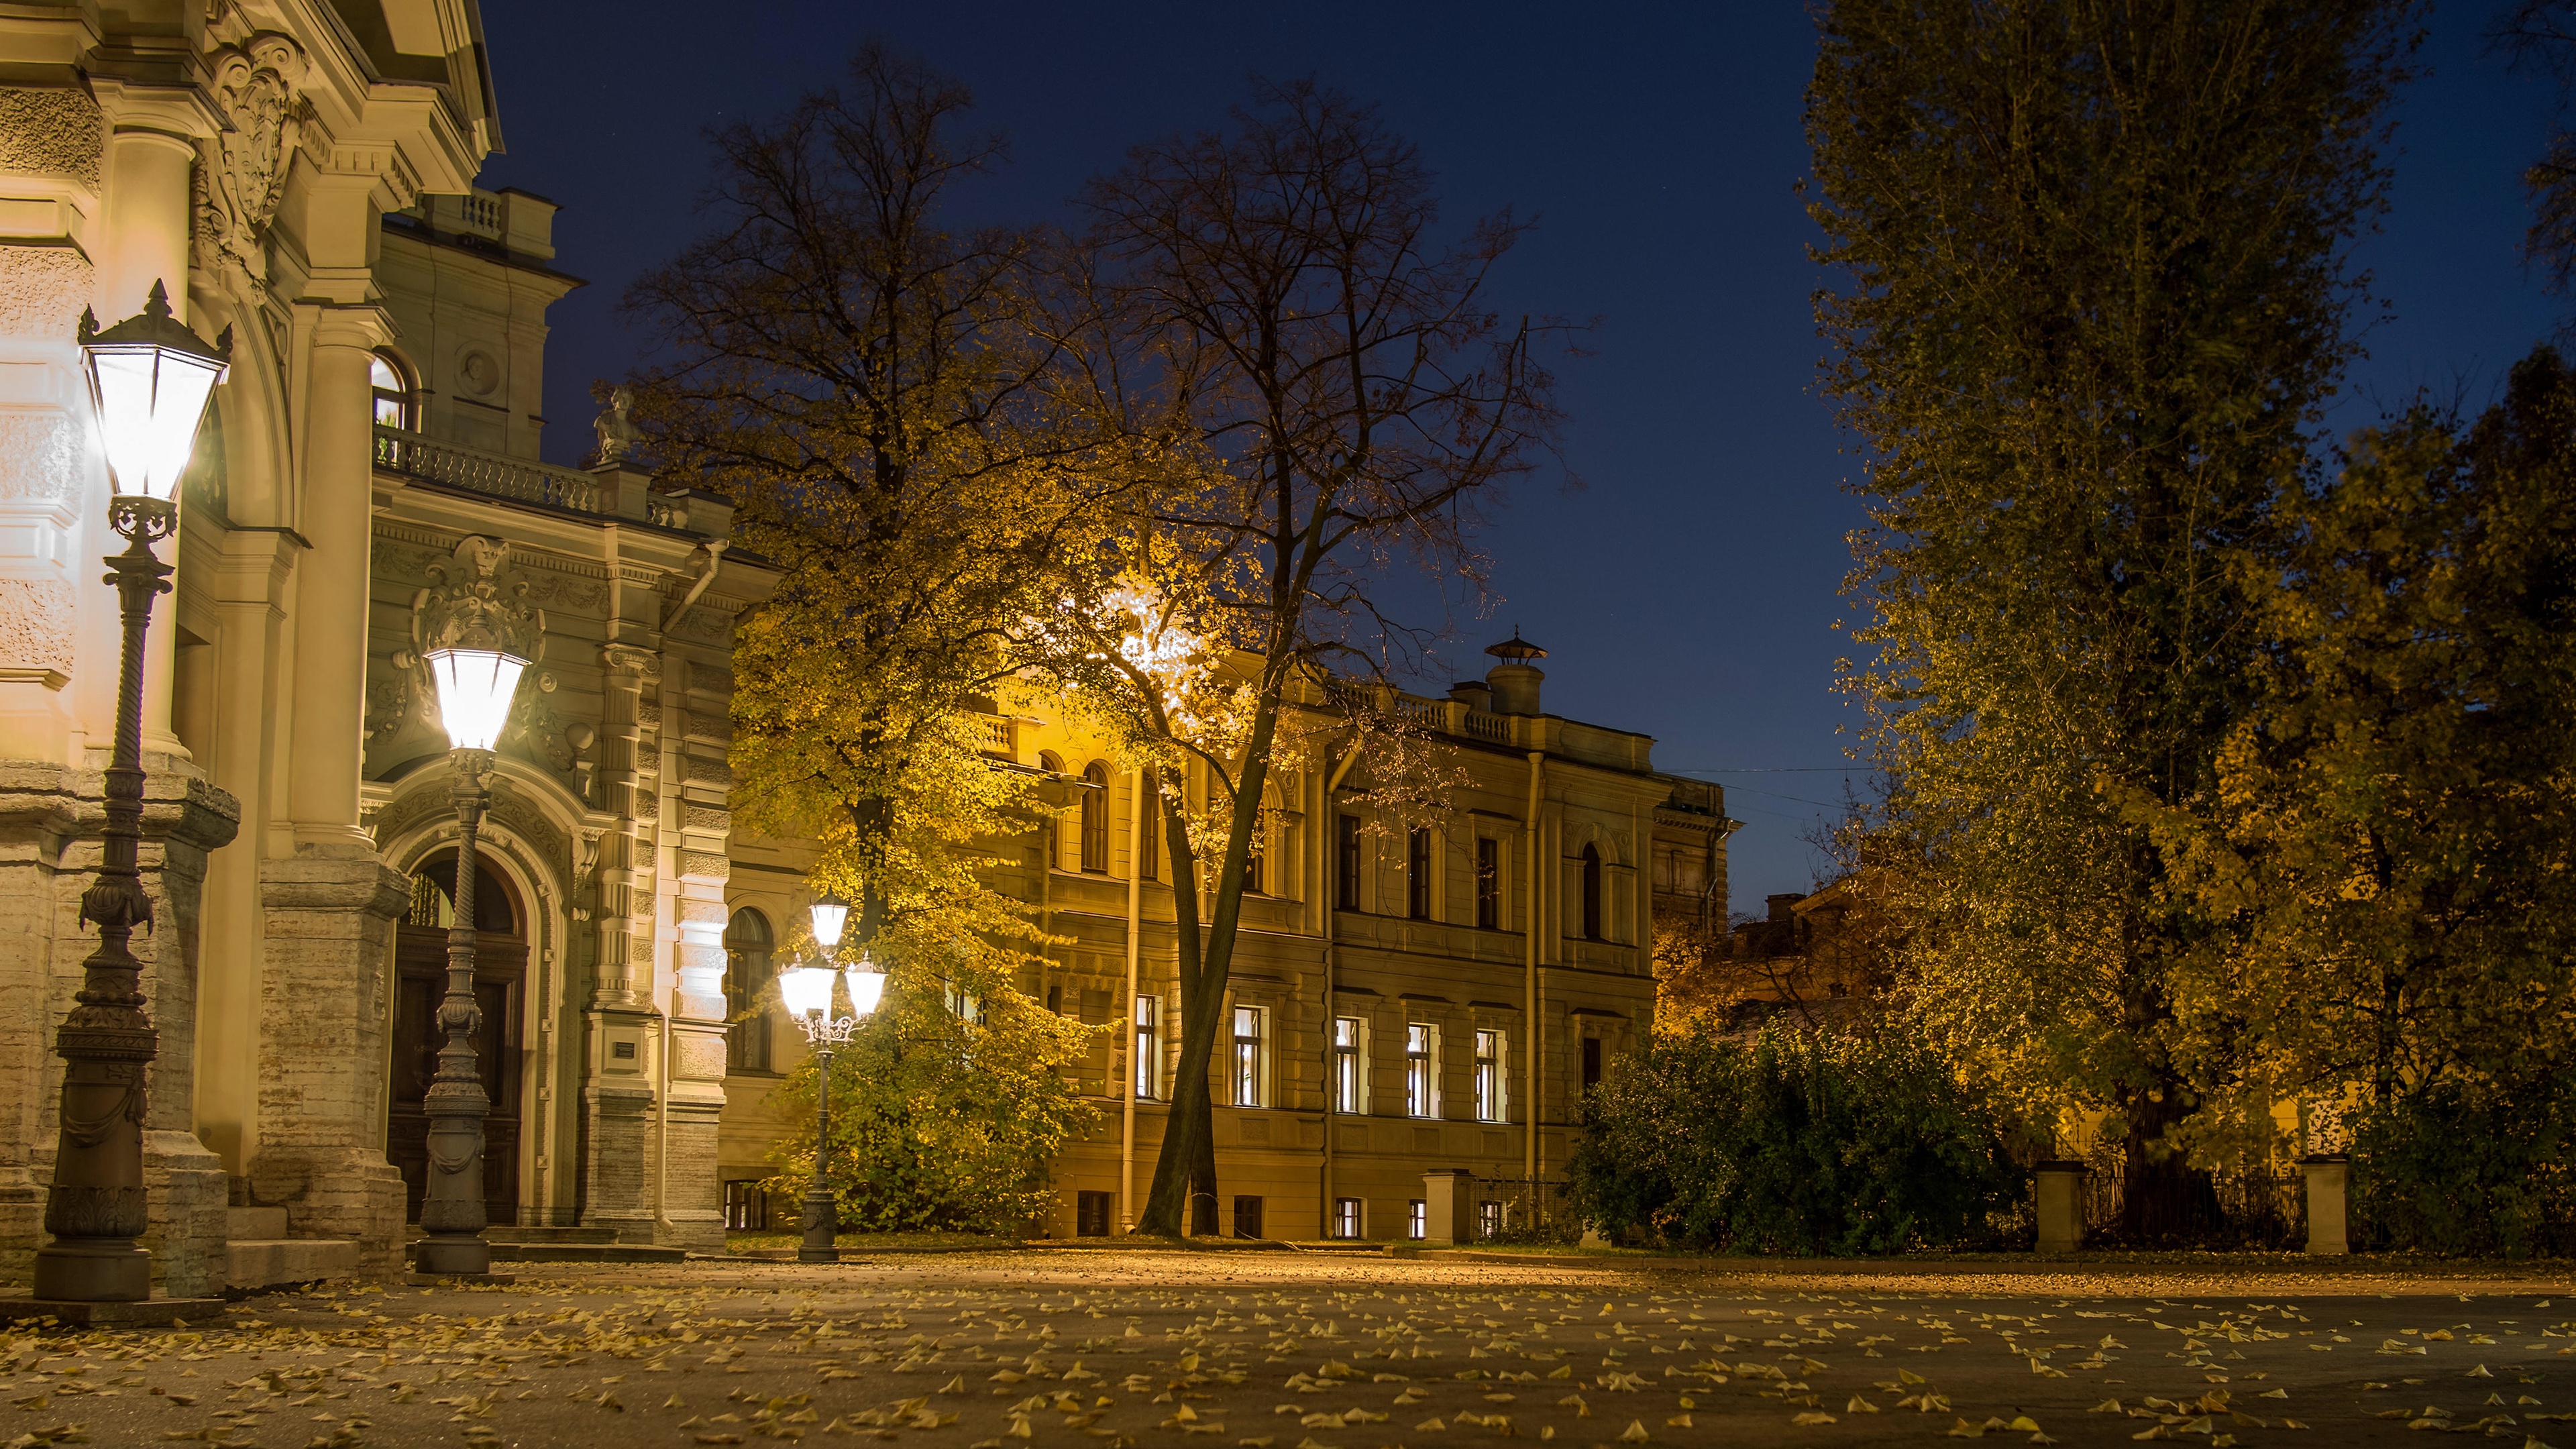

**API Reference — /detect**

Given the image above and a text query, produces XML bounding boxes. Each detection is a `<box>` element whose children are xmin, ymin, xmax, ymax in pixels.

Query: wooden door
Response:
<box><xmin>387</xmin><ymin>853</ymin><xmax>525</xmax><ymax>1228</ymax></box>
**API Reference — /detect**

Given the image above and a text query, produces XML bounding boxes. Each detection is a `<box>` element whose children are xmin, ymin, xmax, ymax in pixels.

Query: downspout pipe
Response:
<box><xmin>1524</xmin><ymin>749</ymin><xmax>1544</xmax><ymax>1184</ymax></box>
<box><xmin>1318</xmin><ymin>742</ymin><xmax>1363</xmax><ymax>1237</ymax></box>
<box><xmin>1122</xmin><ymin>767</ymin><xmax>1144</xmax><ymax>1232</ymax></box>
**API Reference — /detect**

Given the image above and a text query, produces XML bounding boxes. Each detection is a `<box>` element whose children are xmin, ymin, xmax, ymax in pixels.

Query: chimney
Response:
<box><xmin>1483</xmin><ymin>631</ymin><xmax>1548</xmax><ymax>716</ymax></box>
<box><xmin>1766</xmin><ymin>892</ymin><xmax>1803</xmax><ymax>924</ymax></box>
<box><xmin>1448</xmin><ymin>678</ymin><xmax>1493</xmax><ymax>709</ymax></box>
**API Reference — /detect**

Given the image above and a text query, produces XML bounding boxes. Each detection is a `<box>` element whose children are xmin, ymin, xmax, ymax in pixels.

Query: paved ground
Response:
<box><xmin>7</xmin><ymin>1249</ymin><xmax>2576</xmax><ymax>1449</ymax></box>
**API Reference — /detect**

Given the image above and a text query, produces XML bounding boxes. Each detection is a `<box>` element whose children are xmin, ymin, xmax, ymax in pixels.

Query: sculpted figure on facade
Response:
<box><xmin>592</xmin><ymin>384</ymin><xmax>641</xmax><ymax>465</ymax></box>
<box><xmin>193</xmin><ymin>34</ymin><xmax>309</xmax><ymax>289</ymax></box>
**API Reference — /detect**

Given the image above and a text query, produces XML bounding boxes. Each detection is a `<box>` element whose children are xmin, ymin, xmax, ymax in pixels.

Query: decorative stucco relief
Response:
<box><xmin>0</xmin><ymin>89</ymin><xmax>103</xmax><ymax>191</ymax></box>
<box><xmin>0</xmin><ymin>579</ymin><xmax>74</xmax><ymax>674</ymax></box>
<box><xmin>0</xmin><ymin>412</ymin><xmax>79</xmax><ymax>501</ymax></box>
<box><xmin>0</xmin><ymin>246</ymin><xmax>93</xmax><ymax>341</ymax></box>
<box><xmin>193</xmin><ymin>35</ymin><xmax>309</xmax><ymax>290</ymax></box>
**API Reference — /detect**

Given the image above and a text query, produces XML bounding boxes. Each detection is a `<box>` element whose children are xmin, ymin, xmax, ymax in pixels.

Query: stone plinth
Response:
<box><xmin>1421</xmin><ymin>1169</ymin><xmax>1474</xmax><ymax>1247</ymax></box>
<box><xmin>248</xmin><ymin>850</ymin><xmax>410</xmax><ymax>1281</ymax></box>
<box><xmin>2302</xmin><ymin>1155</ymin><xmax>2351</xmax><ymax>1255</ymax></box>
<box><xmin>2033</xmin><ymin>1160</ymin><xmax>2089</xmax><ymax>1255</ymax></box>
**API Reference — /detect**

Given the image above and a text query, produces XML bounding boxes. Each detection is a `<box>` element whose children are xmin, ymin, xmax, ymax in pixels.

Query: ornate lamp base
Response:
<box><xmin>31</xmin><ymin>1238</ymin><xmax>151</xmax><ymax>1301</ymax></box>
<box><xmin>0</xmin><ymin>1293</ymin><xmax>225</xmax><ymax>1328</ymax></box>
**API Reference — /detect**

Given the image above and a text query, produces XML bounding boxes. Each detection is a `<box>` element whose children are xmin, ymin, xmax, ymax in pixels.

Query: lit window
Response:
<box><xmin>945</xmin><ymin>983</ymin><xmax>981</xmax><ymax>1024</ymax></box>
<box><xmin>1334</xmin><ymin>1197</ymin><xmax>1363</xmax><ymax>1240</ymax></box>
<box><xmin>1474</xmin><ymin>1028</ymin><xmax>1503</xmax><ymax>1123</ymax></box>
<box><xmin>1133</xmin><ymin>995</ymin><xmax>1160</xmax><ymax>1100</ymax></box>
<box><xmin>1333</xmin><ymin>1016</ymin><xmax>1365</xmax><ymax>1112</ymax></box>
<box><xmin>1405</xmin><ymin>1023</ymin><xmax>1438</xmax><ymax>1118</ymax></box>
<box><xmin>1232</xmin><ymin>1006</ymin><xmax>1265</xmax><ymax>1107</ymax></box>
<box><xmin>1407</xmin><ymin>826</ymin><xmax>1432</xmax><ymax>918</ymax></box>
<box><xmin>1407</xmin><ymin>1199</ymin><xmax>1426</xmax><ymax>1240</ymax></box>
<box><xmin>370</xmin><ymin>354</ymin><xmax>411</xmax><ymax>429</ymax></box>
<box><xmin>1477</xmin><ymin>1201</ymin><xmax>1502</xmax><ymax>1240</ymax></box>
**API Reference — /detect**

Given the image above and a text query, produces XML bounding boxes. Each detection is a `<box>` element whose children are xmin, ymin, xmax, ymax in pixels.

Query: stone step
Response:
<box><xmin>486</xmin><ymin>1242</ymin><xmax>686</xmax><ymax>1264</ymax></box>
<box><xmin>225</xmin><ymin>1238</ymin><xmax>359</xmax><ymax>1291</ymax></box>
<box><xmin>227</xmin><ymin>1206</ymin><xmax>289</xmax><ymax>1241</ymax></box>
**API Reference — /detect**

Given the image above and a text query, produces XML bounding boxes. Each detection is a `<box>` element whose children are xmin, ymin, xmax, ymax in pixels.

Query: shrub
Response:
<box><xmin>2351</xmin><ymin>1075</ymin><xmax>2576</xmax><ymax>1258</ymax></box>
<box><xmin>1566</xmin><ymin>1023</ymin><xmax>2029</xmax><ymax>1254</ymax></box>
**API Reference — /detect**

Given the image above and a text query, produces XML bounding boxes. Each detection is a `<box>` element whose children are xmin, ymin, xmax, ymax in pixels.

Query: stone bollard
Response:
<box><xmin>2033</xmin><ymin>1160</ymin><xmax>2088</xmax><ymax>1255</ymax></box>
<box><xmin>1421</xmin><ymin>1169</ymin><xmax>1473</xmax><ymax>1247</ymax></box>
<box><xmin>2301</xmin><ymin>1155</ymin><xmax>2350</xmax><ymax>1255</ymax></box>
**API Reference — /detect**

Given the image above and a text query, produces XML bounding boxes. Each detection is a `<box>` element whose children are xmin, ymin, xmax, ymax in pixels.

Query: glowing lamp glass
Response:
<box><xmin>423</xmin><ymin>647</ymin><xmax>528</xmax><ymax>752</ymax></box>
<box><xmin>843</xmin><ymin>961</ymin><xmax>885</xmax><ymax>1019</ymax></box>
<box><xmin>83</xmin><ymin>340</ymin><xmax>226</xmax><ymax>501</ymax></box>
<box><xmin>778</xmin><ymin>962</ymin><xmax>836</xmax><ymax>1019</ymax></box>
<box><xmin>810</xmin><ymin>895</ymin><xmax>850</xmax><ymax>950</ymax></box>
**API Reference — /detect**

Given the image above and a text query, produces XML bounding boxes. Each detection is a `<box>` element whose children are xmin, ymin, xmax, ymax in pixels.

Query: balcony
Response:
<box><xmin>374</xmin><ymin>426</ymin><xmax>724</xmax><ymax>535</ymax></box>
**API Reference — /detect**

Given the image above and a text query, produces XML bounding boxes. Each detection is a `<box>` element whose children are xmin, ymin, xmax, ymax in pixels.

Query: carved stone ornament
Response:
<box><xmin>371</xmin><ymin>536</ymin><xmax>550</xmax><ymax>757</ymax></box>
<box><xmin>193</xmin><ymin>33</ymin><xmax>309</xmax><ymax>289</ymax></box>
<box><xmin>592</xmin><ymin>383</ymin><xmax>641</xmax><ymax>465</ymax></box>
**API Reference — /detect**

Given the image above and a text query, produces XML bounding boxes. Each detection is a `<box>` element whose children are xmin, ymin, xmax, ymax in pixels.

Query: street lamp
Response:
<box><xmin>410</xmin><ymin>630</ymin><xmax>531</xmax><ymax>1276</ymax></box>
<box><xmin>34</xmin><ymin>281</ymin><xmax>227</xmax><ymax>1303</ymax></box>
<box><xmin>785</xmin><ymin>892</ymin><xmax>882</xmax><ymax>1265</ymax></box>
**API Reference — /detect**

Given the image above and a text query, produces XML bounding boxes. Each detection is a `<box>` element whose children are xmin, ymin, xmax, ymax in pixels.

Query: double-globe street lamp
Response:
<box><xmin>411</xmin><ymin>631</ymin><xmax>532</xmax><ymax>1276</ymax></box>
<box><xmin>36</xmin><ymin>282</ymin><xmax>228</xmax><ymax>1303</ymax></box>
<box><xmin>779</xmin><ymin>892</ymin><xmax>885</xmax><ymax>1265</ymax></box>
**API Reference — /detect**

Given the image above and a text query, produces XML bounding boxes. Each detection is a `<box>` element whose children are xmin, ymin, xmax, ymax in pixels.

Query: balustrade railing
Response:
<box><xmin>374</xmin><ymin>426</ymin><xmax>602</xmax><ymax>515</ymax></box>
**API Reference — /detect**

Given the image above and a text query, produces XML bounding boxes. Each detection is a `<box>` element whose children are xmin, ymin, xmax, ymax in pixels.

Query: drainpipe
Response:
<box><xmin>1524</xmin><ymin>749</ymin><xmax>1544</xmax><ymax>1184</ymax></box>
<box><xmin>1122</xmin><ymin>767</ymin><xmax>1143</xmax><ymax>1232</ymax></box>
<box><xmin>1319</xmin><ymin>743</ymin><xmax>1362</xmax><ymax>1237</ymax></box>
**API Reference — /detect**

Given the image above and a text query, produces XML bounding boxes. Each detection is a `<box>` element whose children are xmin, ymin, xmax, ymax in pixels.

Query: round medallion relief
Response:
<box><xmin>457</xmin><ymin>350</ymin><xmax>500</xmax><ymax>397</ymax></box>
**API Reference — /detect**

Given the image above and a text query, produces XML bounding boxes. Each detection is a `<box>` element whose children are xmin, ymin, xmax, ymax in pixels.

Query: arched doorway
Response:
<box><xmin>388</xmin><ymin>850</ymin><xmax>526</xmax><ymax>1228</ymax></box>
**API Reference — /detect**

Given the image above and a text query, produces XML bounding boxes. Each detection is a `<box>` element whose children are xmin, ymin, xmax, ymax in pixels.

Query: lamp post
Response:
<box><xmin>33</xmin><ymin>281</ymin><xmax>227</xmax><ymax>1303</ymax></box>
<box><xmin>783</xmin><ymin>892</ymin><xmax>883</xmax><ymax>1265</ymax></box>
<box><xmin>411</xmin><ymin>636</ymin><xmax>531</xmax><ymax>1275</ymax></box>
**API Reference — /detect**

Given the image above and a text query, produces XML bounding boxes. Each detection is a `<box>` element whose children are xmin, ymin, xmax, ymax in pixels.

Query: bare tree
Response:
<box><xmin>1056</xmin><ymin>79</ymin><xmax>1575</xmax><ymax>1236</ymax></box>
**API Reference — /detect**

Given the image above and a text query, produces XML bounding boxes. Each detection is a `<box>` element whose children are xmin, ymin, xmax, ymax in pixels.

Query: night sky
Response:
<box><xmin>473</xmin><ymin>2</ymin><xmax>2563</xmax><ymax>919</ymax></box>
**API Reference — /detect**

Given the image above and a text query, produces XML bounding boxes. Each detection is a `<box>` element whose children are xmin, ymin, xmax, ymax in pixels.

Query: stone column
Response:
<box><xmin>661</xmin><ymin>657</ymin><xmax>731</xmax><ymax>1252</ymax></box>
<box><xmin>285</xmin><ymin>314</ymin><xmax>388</xmax><ymax>851</ymax></box>
<box><xmin>2033</xmin><ymin>1160</ymin><xmax>2088</xmax><ymax>1255</ymax></box>
<box><xmin>2302</xmin><ymin>1156</ymin><xmax>2350</xmax><ymax>1256</ymax></box>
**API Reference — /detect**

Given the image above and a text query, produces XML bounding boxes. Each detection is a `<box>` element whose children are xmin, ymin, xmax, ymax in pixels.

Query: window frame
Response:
<box><xmin>1335</xmin><ymin>812</ymin><xmax>1362</xmax><ymax>911</ymax></box>
<box><xmin>722</xmin><ymin>908</ymin><xmax>775</xmax><ymax>1075</ymax></box>
<box><xmin>1334</xmin><ymin>1197</ymin><xmax>1364</xmax><ymax>1240</ymax></box>
<box><xmin>1580</xmin><ymin>843</ymin><xmax>1604</xmax><ymax>940</ymax></box>
<box><xmin>1079</xmin><ymin>761</ymin><xmax>1112</xmax><ymax>873</ymax></box>
<box><xmin>1405</xmin><ymin>1022</ymin><xmax>1439</xmax><ymax>1119</ymax></box>
<box><xmin>1407</xmin><ymin>1199</ymin><xmax>1427</xmax><ymax>1240</ymax></box>
<box><xmin>1332</xmin><ymin>1016</ymin><xmax>1366</xmax><ymax>1113</ymax></box>
<box><xmin>1406</xmin><ymin>826</ymin><xmax>1432</xmax><ymax>919</ymax></box>
<box><xmin>370</xmin><ymin>351</ymin><xmax>414</xmax><ymax>431</ymax></box>
<box><xmin>1475</xmin><ymin>836</ymin><xmax>1501</xmax><ymax>929</ymax></box>
<box><xmin>1232</xmin><ymin>1004</ymin><xmax>1267</xmax><ymax>1108</ymax></box>
<box><xmin>1474</xmin><ymin>1028</ymin><xmax>1503</xmax><ymax>1123</ymax></box>
<box><xmin>1133</xmin><ymin>994</ymin><xmax>1161</xmax><ymax>1100</ymax></box>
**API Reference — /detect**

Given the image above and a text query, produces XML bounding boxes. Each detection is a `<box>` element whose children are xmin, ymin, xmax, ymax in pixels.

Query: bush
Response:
<box><xmin>1565</xmin><ymin>1024</ymin><xmax>2029</xmax><ymax>1254</ymax></box>
<box><xmin>2351</xmin><ymin>1075</ymin><xmax>2576</xmax><ymax>1258</ymax></box>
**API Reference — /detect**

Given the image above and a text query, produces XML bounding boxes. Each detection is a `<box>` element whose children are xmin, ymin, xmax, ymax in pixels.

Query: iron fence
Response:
<box><xmin>2076</xmin><ymin>1146</ymin><xmax>2308</xmax><ymax>1250</ymax></box>
<box><xmin>1472</xmin><ymin>1177</ymin><xmax>1586</xmax><ymax>1246</ymax></box>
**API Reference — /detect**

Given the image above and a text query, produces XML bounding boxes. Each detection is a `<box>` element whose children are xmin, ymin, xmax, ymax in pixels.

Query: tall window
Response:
<box><xmin>370</xmin><ymin>353</ymin><xmax>413</xmax><ymax>429</ymax></box>
<box><xmin>722</xmin><ymin>909</ymin><xmax>774</xmax><ymax>1073</ymax></box>
<box><xmin>1406</xmin><ymin>827</ymin><xmax>1432</xmax><ymax>919</ymax></box>
<box><xmin>1244</xmin><ymin>835</ymin><xmax>1264</xmax><ymax>896</ymax></box>
<box><xmin>1580</xmin><ymin>843</ymin><xmax>1604</xmax><ymax>940</ymax></box>
<box><xmin>1138</xmin><ymin>782</ymin><xmax>1158</xmax><ymax>881</ymax></box>
<box><xmin>1405</xmin><ymin>1023</ymin><xmax>1438</xmax><ymax>1118</ymax></box>
<box><xmin>1407</xmin><ymin>1199</ymin><xmax>1426</xmax><ymax>1240</ymax></box>
<box><xmin>1334</xmin><ymin>1197</ymin><xmax>1363</xmax><ymax>1239</ymax></box>
<box><xmin>1079</xmin><ymin>761</ymin><xmax>1111</xmax><ymax>872</ymax></box>
<box><xmin>1335</xmin><ymin>813</ymin><xmax>1362</xmax><ymax>911</ymax></box>
<box><xmin>1133</xmin><ymin>995</ymin><xmax>1161</xmax><ymax>1099</ymax></box>
<box><xmin>1332</xmin><ymin>1017</ymin><xmax>1365</xmax><ymax>1112</ymax></box>
<box><xmin>1581</xmin><ymin>1036</ymin><xmax>1604</xmax><ymax>1092</ymax></box>
<box><xmin>1475</xmin><ymin>837</ymin><xmax>1501</xmax><ymax>929</ymax></box>
<box><xmin>1232</xmin><ymin>1006</ymin><xmax>1265</xmax><ymax>1106</ymax></box>
<box><xmin>1474</xmin><ymin>1028</ymin><xmax>1503</xmax><ymax>1122</ymax></box>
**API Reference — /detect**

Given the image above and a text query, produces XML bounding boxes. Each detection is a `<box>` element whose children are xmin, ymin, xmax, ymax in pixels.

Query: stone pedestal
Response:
<box><xmin>2302</xmin><ymin>1155</ymin><xmax>2350</xmax><ymax>1255</ymax></box>
<box><xmin>246</xmin><ymin>851</ymin><xmax>409</xmax><ymax>1280</ymax></box>
<box><xmin>1421</xmin><ymin>1168</ymin><xmax>1474</xmax><ymax>1247</ymax></box>
<box><xmin>2033</xmin><ymin>1160</ymin><xmax>2088</xmax><ymax>1255</ymax></box>
<box><xmin>0</xmin><ymin>760</ymin><xmax>237</xmax><ymax>1295</ymax></box>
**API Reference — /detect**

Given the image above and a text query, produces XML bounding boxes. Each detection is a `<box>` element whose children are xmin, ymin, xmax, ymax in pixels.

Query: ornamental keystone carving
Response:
<box><xmin>370</xmin><ymin>536</ymin><xmax>549</xmax><ymax>755</ymax></box>
<box><xmin>193</xmin><ymin>34</ymin><xmax>309</xmax><ymax>289</ymax></box>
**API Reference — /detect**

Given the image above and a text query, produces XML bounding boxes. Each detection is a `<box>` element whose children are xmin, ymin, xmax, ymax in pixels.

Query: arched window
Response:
<box><xmin>371</xmin><ymin>353</ymin><xmax>414</xmax><ymax>430</ymax></box>
<box><xmin>1580</xmin><ymin>843</ymin><xmax>1603</xmax><ymax>941</ymax></box>
<box><xmin>724</xmin><ymin>908</ymin><xmax>774</xmax><ymax>1074</ymax></box>
<box><xmin>1079</xmin><ymin>761</ymin><xmax>1111</xmax><ymax>873</ymax></box>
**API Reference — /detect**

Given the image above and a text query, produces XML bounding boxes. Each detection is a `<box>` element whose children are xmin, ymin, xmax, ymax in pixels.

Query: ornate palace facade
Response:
<box><xmin>0</xmin><ymin>0</ymin><xmax>1733</xmax><ymax>1289</ymax></box>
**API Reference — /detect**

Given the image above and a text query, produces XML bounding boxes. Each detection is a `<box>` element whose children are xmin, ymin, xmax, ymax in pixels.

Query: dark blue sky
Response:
<box><xmin>476</xmin><ymin>2</ymin><xmax>2563</xmax><ymax>919</ymax></box>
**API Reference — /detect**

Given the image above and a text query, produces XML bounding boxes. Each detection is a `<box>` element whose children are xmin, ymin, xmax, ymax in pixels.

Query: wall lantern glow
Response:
<box><xmin>809</xmin><ymin>892</ymin><xmax>851</xmax><ymax>953</ymax></box>
<box><xmin>843</xmin><ymin>957</ymin><xmax>885</xmax><ymax>1018</ymax></box>
<box><xmin>78</xmin><ymin>280</ymin><xmax>230</xmax><ymax>502</ymax></box>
